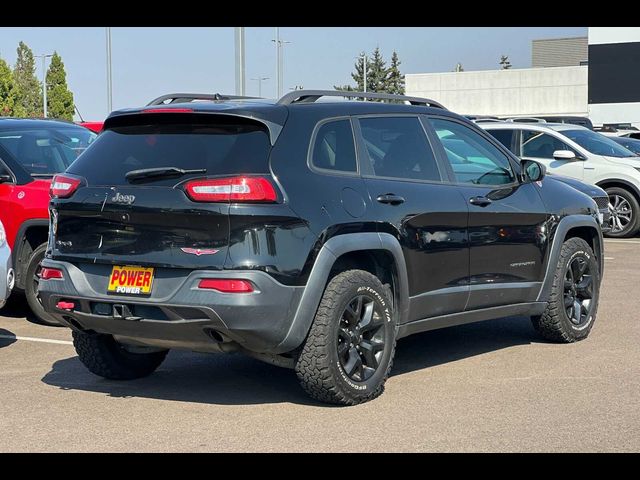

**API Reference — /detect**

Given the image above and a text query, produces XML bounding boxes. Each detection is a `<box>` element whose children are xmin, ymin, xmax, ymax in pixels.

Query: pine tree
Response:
<box><xmin>367</xmin><ymin>47</ymin><xmax>387</xmax><ymax>94</ymax></box>
<box><xmin>13</xmin><ymin>41</ymin><xmax>42</xmax><ymax>117</ymax></box>
<box><xmin>0</xmin><ymin>57</ymin><xmax>21</xmax><ymax>116</ymax></box>
<box><xmin>46</xmin><ymin>52</ymin><xmax>74</xmax><ymax>120</ymax></box>
<box><xmin>386</xmin><ymin>51</ymin><xmax>405</xmax><ymax>95</ymax></box>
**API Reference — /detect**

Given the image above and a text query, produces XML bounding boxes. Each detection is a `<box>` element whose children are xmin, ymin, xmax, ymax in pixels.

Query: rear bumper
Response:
<box><xmin>0</xmin><ymin>245</ymin><xmax>12</xmax><ymax>308</ymax></box>
<box><xmin>38</xmin><ymin>259</ymin><xmax>304</xmax><ymax>354</ymax></box>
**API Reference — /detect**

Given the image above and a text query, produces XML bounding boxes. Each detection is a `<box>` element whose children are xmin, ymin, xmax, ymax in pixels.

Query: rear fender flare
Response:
<box><xmin>274</xmin><ymin>232</ymin><xmax>408</xmax><ymax>354</ymax></box>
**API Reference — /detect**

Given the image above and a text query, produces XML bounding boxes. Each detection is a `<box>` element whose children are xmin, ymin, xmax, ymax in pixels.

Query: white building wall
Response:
<box><xmin>406</xmin><ymin>66</ymin><xmax>588</xmax><ymax>117</ymax></box>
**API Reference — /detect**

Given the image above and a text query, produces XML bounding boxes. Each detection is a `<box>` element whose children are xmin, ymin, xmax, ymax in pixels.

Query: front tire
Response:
<box><xmin>532</xmin><ymin>237</ymin><xmax>600</xmax><ymax>343</ymax></box>
<box><xmin>295</xmin><ymin>270</ymin><xmax>397</xmax><ymax>406</ymax></box>
<box><xmin>73</xmin><ymin>331</ymin><xmax>168</xmax><ymax>380</ymax></box>
<box><xmin>605</xmin><ymin>187</ymin><xmax>639</xmax><ymax>238</ymax></box>
<box><xmin>25</xmin><ymin>243</ymin><xmax>62</xmax><ymax>327</ymax></box>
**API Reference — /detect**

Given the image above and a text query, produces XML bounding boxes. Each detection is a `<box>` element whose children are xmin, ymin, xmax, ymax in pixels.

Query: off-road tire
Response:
<box><xmin>73</xmin><ymin>331</ymin><xmax>169</xmax><ymax>380</ymax></box>
<box><xmin>25</xmin><ymin>243</ymin><xmax>62</xmax><ymax>327</ymax></box>
<box><xmin>295</xmin><ymin>269</ymin><xmax>396</xmax><ymax>406</ymax></box>
<box><xmin>532</xmin><ymin>237</ymin><xmax>600</xmax><ymax>343</ymax></box>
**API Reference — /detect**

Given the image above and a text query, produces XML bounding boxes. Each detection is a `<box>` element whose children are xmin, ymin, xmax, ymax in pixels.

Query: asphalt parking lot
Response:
<box><xmin>0</xmin><ymin>238</ymin><xmax>638</xmax><ymax>452</ymax></box>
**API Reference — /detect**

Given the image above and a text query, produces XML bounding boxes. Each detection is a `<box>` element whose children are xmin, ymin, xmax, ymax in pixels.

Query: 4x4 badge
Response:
<box><xmin>180</xmin><ymin>248</ymin><xmax>219</xmax><ymax>256</ymax></box>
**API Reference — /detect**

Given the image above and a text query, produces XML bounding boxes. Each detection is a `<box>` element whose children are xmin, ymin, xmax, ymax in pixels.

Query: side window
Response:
<box><xmin>311</xmin><ymin>119</ymin><xmax>357</xmax><ymax>173</ymax></box>
<box><xmin>521</xmin><ymin>131</ymin><xmax>576</xmax><ymax>159</ymax></box>
<box><xmin>487</xmin><ymin>129</ymin><xmax>516</xmax><ymax>154</ymax></box>
<box><xmin>429</xmin><ymin>118</ymin><xmax>516</xmax><ymax>186</ymax></box>
<box><xmin>359</xmin><ymin>116</ymin><xmax>441</xmax><ymax>182</ymax></box>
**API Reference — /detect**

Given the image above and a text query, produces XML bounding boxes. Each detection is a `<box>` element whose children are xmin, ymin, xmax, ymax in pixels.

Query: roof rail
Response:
<box><xmin>473</xmin><ymin>118</ymin><xmax>504</xmax><ymax>123</ymax></box>
<box><xmin>276</xmin><ymin>89</ymin><xmax>446</xmax><ymax>109</ymax></box>
<box><xmin>146</xmin><ymin>93</ymin><xmax>260</xmax><ymax>106</ymax></box>
<box><xmin>503</xmin><ymin>117</ymin><xmax>547</xmax><ymax>124</ymax></box>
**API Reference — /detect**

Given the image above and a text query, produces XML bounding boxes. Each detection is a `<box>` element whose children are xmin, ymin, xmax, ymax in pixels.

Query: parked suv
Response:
<box><xmin>480</xmin><ymin>122</ymin><xmax>640</xmax><ymax>237</ymax></box>
<box><xmin>0</xmin><ymin>220</ymin><xmax>14</xmax><ymax>308</ymax></box>
<box><xmin>39</xmin><ymin>91</ymin><xmax>603</xmax><ymax>405</ymax></box>
<box><xmin>0</xmin><ymin>118</ymin><xmax>96</xmax><ymax>323</ymax></box>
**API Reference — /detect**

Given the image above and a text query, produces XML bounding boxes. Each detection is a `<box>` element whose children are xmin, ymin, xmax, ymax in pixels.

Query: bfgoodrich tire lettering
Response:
<box><xmin>295</xmin><ymin>269</ymin><xmax>396</xmax><ymax>406</ymax></box>
<box><xmin>532</xmin><ymin>237</ymin><xmax>600</xmax><ymax>343</ymax></box>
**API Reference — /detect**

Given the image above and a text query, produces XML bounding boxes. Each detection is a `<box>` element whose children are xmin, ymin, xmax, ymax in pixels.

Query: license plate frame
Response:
<box><xmin>107</xmin><ymin>265</ymin><xmax>155</xmax><ymax>296</ymax></box>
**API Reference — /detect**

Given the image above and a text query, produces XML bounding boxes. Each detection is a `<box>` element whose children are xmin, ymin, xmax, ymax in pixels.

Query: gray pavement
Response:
<box><xmin>0</xmin><ymin>239</ymin><xmax>638</xmax><ymax>452</ymax></box>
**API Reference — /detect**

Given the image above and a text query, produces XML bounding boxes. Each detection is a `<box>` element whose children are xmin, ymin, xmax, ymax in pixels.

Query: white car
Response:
<box><xmin>0</xmin><ymin>220</ymin><xmax>14</xmax><ymax>309</ymax></box>
<box><xmin>480</xmin><ymin>122</ymin><xmax>640</xmax><ymax>237</ymax></box>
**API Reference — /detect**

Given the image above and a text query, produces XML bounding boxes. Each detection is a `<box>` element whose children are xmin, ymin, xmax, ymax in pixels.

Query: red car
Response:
<box><xmin>78</xmin><ymin>121</ymin><xmax>104</xmax><ymax>134</ymax></box>
<box><xmin>0</xmin><ymin>118</ymin><xmax>96</xmax><ymax>324</ymax></box>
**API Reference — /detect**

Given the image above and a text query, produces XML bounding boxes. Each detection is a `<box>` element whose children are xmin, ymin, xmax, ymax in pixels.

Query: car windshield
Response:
<box><xmin>562</xmin><ymin>129</ymin><xmax>636</xmax><ymax>158</ymax></box>
<box><xmin>0</xmin><ymin>125</ymin><xmax>97</xmax><ymax>176</ymax></box>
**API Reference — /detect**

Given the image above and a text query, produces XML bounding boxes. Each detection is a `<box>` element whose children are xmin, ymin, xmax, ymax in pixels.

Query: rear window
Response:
<box><xmin>68</xmin><ymin>119</ymin><xmax>272</xmax><ymax>186</ymax></box>
<box><xmin>0</xmin><ymin>126</ymin><xmax>96</xmax><ymax>176</ymax></box>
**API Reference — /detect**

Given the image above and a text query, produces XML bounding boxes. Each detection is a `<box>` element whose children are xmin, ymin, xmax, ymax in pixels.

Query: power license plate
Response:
<box><xmin>107</xmin><ymin>265</ymin><xmax>154</xmax><ymax>295</ymax></box>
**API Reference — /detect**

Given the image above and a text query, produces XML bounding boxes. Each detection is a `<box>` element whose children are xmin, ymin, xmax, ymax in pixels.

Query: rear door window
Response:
<box><xmin>68</xmin><ymin>118</ymin><xmax>272</xmax><ymax>186</ymax></box>
<box><xmin>310</xmin><ymin>119</ymin><xmax>357</xmax><ymax>173</ymax></box>
<box><xmin>487</xmin><ymin>129</ymin><xmax>516</xmax><ymax>154</ymax></box>
<box><xmin>359</xmin><ymin>116</ymin><xmax>441</xmax><ymax>182</ymax></box>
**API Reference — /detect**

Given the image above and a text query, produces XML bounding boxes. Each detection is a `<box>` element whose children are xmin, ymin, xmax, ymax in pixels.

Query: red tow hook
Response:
<box><xmin>56</xmin><ymin>301</ymin><xmax>75</xmax><ymax>311</ymax></box>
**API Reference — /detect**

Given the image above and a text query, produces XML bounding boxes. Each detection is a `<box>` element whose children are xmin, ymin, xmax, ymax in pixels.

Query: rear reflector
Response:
<box><xmin>56</xmin><ymin>301</ymin><xmax>75</xmax><ymax>310</ymax></box>
<box><xmin>50</xmin><ymin>174</ymin><xmax>81</xmax><ymax>198</ymax></box>
<box><xmin>142</xmin><ymin>108</ymin><xmax>194</xmax><ymax>114</ymax></box>
<box><xmin>41</xmin><ymin>268</ymin><xmax>64</xmax><ymax>280</ymax></box>
<box><xmin>184</xmin><ymin>176</ymin><xmax>277</xmax><ymax>203</ymax></box>
<box><xmin>198</xmin><ymin>279</ymin><xmax>254</xmax><ymax>293</ymax></box>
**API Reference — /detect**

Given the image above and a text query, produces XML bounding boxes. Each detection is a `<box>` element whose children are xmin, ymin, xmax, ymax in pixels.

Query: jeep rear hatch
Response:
<box><xmin>51</xmin><ymin>113</ymin><xmax>276</xmax><ymax>270</ymax></box>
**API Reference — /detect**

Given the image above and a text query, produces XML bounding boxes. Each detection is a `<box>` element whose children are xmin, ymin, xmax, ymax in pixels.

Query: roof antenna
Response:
<box><xmin>75</xmin><ymin>105</ymin><xmax>85</xmax><ymax>122</ymax></box>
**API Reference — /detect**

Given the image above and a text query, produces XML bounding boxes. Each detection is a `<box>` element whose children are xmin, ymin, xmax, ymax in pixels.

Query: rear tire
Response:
<box><xmin>295</xmin><ymin>270</ymin><xmax>396</xmax><ymax>406</ymax></box>
<box><xmin>73</xmin><ymin>331</ymin><xmax>168</xmax><ymax>380</ymax></box>
<box><xmin>532</xmin><ymin>237</ymin><xmax>600</xmax><ymax>343</ymax></box>
<box><xmin>605</xmin><ymin>187</ymin><xmax>639</xmax><ymax>238</ymax></box>
<box><xmin>25</xmin><ymin>243</ymin><xmax>63</xmax><ymax>327</ymax></box>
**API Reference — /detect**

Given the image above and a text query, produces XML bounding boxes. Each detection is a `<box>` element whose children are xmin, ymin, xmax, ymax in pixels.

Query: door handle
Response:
<box><xmin>376</xmin><ymin>194</ymin><xmax>405</xmax><ymax>205</ymax></box>
<box><xmin>469</xmin><ymin>196</ymin><xmax>492</xmax><ymax>207</ymax></box>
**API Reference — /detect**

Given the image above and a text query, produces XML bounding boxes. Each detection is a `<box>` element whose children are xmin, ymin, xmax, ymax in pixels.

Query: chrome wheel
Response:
<box><xmin>563</xmin><ymin>255</ymin><xmax>594</xmax><ymax>326</ymax></box>
<box><xmin>608</xmin><ymin>194</ymin><xmax>633</xmax><ymax>234</ymax></box>
<box><xmin>337</xmin><ymin>294</ymin><xmax>386</xmax><ymax>382</ymax></box>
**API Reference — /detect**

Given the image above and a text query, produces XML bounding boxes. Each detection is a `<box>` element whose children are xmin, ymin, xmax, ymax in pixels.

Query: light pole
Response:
<box><xmin>106</xmin><ymin>27</ymin><xmax>113</xmax><ymax>113</ymax></box>
<box><xmin>234</xmin><ymin>27</ymin><xmax>246</xmax><ymax>95</ymax></box>
<box><xmin>35</xmin><ymin>53</ymin><xmax>53</xmax><ymax>117</ymax></box>
<box><xmin>272</xmin><ymin>28</ymin><xmax>291</xmax><ymax>98</ymax></box>
<box><xmin>251</xmin><ymin>76</ymin><xmax>269</xmax><ymax>97</ymax></box>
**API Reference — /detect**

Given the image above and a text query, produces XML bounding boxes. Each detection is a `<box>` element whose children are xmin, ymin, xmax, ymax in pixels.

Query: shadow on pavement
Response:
<box><xmin>41</xmin><ymin>316</ymin><xmax>538</xmax><ymax>406</ymax></box>
<box><xmin>0</xmin><ymin>328</ymin><xmax>18</xmax><ymax>348</ymax></box>
<box><xmin>1</xmin><ymin>293</ymin><xmax>39</xmax><ymax>323</ymax></box>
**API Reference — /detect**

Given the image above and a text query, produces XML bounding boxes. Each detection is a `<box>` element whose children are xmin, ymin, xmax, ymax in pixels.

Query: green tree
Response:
<box><xmin>0</xmin><ymin>57</ymin><xmax>22</xmax><ymax>116</ymax></box>
<box><xmin>366</xmin><ymin>47</ymin><xmax>387</xmax><ymax>94</ymax></box>
<box><xmin>13</xmin><ymin>41</ymin><xmax>42</xmax><ymax>117</ymax></box>
<box><xmin>334</xmin><ymin>53</ymin><xmax>370</xmax><ymax>93</ymax></box>
<box><xmin>386</xmin><ymin>51</ymin><xmax>405</xmax><ymax>95</ymax></box>
<box><xmin>46</xmin><ymin>52</ymin><xmax>74</xmax><ymax>120</ymax></box>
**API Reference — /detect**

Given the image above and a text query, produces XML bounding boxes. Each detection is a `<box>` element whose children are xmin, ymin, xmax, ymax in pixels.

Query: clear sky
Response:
<box><xmin>0</xmin><ymin>27</ymin><xmax>587</xmax><ymax>121</ymax></box>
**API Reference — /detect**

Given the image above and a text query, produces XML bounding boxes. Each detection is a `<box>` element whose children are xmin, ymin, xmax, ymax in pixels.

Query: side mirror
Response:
<box><xmin>553</xmin><ymin>149</ymin><xmax>578</xmax><ymax>161</ymax></box>
<box><xmin>522</xmin><ymin>159</ymin><xmax>546</xmax><ymax>183</ymax></box>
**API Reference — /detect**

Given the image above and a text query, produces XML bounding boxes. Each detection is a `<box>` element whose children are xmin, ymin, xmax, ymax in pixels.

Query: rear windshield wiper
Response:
<box><xmin>125</xmin><ymin>167</ymin><xmax>206</xmax><ymax>183</ymax></box>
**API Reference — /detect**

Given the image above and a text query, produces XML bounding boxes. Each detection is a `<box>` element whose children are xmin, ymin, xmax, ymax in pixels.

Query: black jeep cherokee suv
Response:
<box><xmin>39</xmin><ymin>90</ymin><xmax>603</xmax><ymax>405</ymax></box>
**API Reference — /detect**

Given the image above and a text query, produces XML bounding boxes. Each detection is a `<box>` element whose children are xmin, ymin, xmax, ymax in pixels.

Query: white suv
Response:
<box><xmin>481</xmin><ymin>122</ymin><xmax>640</xmax><ymax>237</ymax></box>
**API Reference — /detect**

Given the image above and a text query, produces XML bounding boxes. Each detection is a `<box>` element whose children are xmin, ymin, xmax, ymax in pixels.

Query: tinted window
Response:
<box><xmin>562</xmin><ymin>129</ymin><xmax>636</xmax><ymax>158</ymax></box>
<box><xmin>0</xmin><ymin>126</ymin><xmax>96</xmax><ymax>176</ymax></box>
<box><xmin>68</xmin><ymin>120</ymin><xmax>271</xmax><ymax>186</ymax></box>
<box><xmin>487</xmin><ymin>129</ymin><xmax>516</xmax><ymax>153</ymax></box>
<box><xmin>359</xmin><ymin>117</ymin><xmax>440</xmax><ymax>181</ymax></box>
<box><xmin>611</xmin><ymin>137</ymin><xmax>640</xmax><ymax>155</ymax></box>
<box><xmin>311</xmin><ymin>119</ymin><xmax>357</xmax><ymax>172</ymax></box>
<box><xmin>521</xmin><ymin>131</ymin><xmax>576</xmax><ymax>159</ymax></box>
<box><xmin>430</xmin><ymin>118</ymin><xmax>515</xmax><ymax>185</ymax></box>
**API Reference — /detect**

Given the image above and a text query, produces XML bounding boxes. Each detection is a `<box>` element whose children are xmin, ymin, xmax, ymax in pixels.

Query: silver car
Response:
<box><xmin>0</xmin><ymin>220</ymin><xmax>14</xmax><ymax>308</ymax></box>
